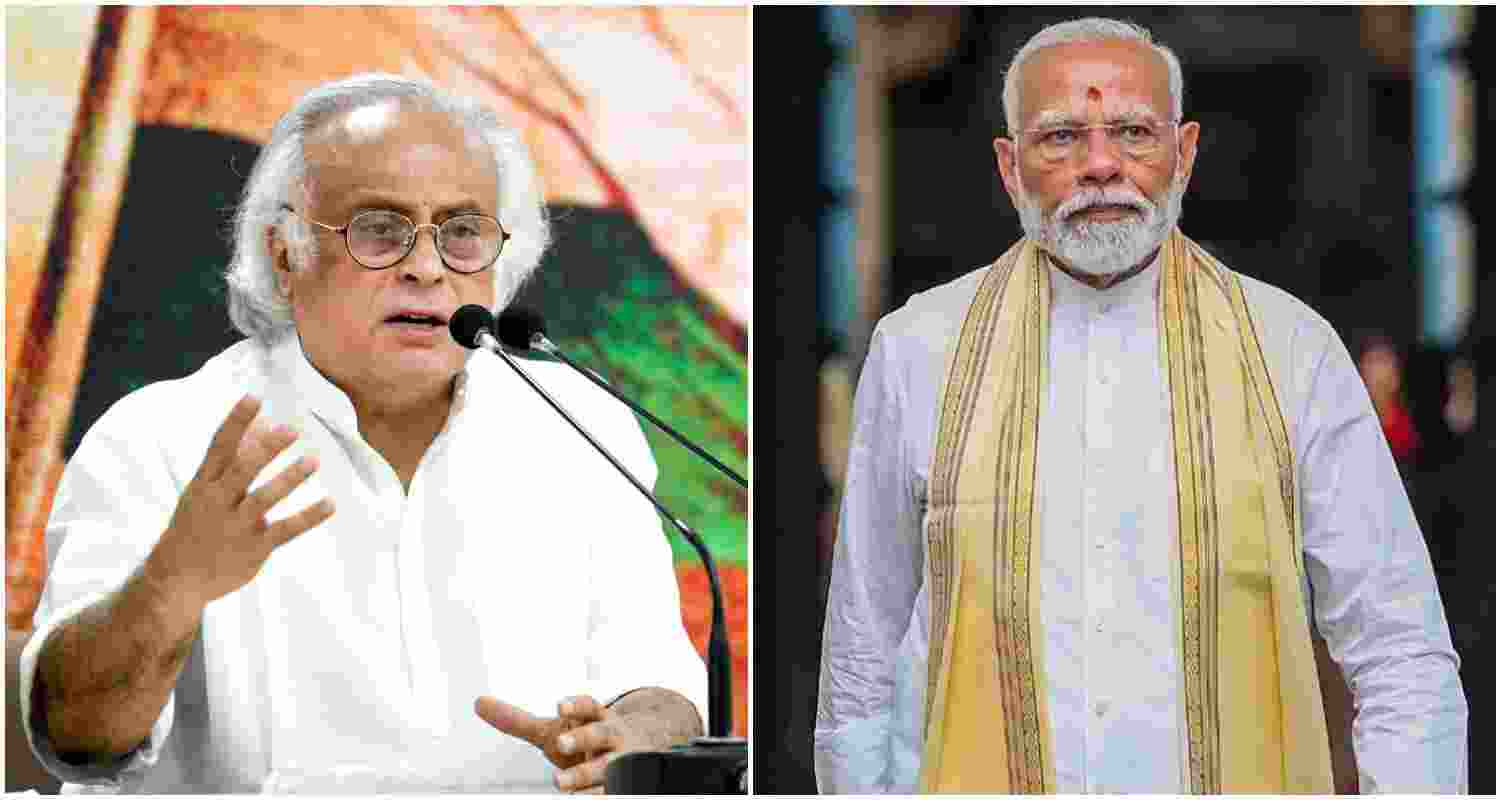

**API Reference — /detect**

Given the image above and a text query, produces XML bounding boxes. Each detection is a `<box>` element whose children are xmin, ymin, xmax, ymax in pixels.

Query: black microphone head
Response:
<box><xmin>449</xmin><ymin>304</ymin><xmax>495</xmax><ymax>349</ymax></box>
<box><xmin>494</xmin><ymin>306</ymin><xmax>547</xmax><ymax>350</ymax></box>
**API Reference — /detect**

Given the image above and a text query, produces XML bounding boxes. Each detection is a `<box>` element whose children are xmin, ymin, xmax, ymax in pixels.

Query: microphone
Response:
<box><xmin>492</xmin><ymin>305</ymin><xmax>547</xmax><ymax>352</ymax></box>
<box><xmin>449</xmin><ymin>306</ymin><xmax>742</xmax><ymax>754</ymax></box>
<box><xmin>492</xmin><ymin>307</ymin><xmax>747</xmax><ymax>489</ymax></box>
<box><xmin>449</xmin><ymin>303</ymin><xmax>496</xmax><ymax>351</ymax></box>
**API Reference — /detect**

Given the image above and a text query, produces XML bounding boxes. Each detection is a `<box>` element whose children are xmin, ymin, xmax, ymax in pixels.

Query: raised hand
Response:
<box><xmin>142</xmin><ymin>394</ymin><xmax>335</xmax><ymax>611</ymax></box>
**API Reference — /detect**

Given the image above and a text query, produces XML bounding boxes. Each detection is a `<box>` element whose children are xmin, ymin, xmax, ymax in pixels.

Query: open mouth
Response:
<box><xmin>386</xmin><ymin>313</ymin><xmax>446</xmax><ymax>327</ymax></box>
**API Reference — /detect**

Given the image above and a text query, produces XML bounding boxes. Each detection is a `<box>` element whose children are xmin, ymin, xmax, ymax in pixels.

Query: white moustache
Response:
<box><xmin>1055</xmin><ymin>190</ymin><xmax>1153</xmax><ymax>222</ymax></box>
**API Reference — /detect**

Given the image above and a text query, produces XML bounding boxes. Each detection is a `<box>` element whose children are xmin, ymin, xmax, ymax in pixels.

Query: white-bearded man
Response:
<box><xmin>815</xmin><ymin>18</ymin><xmax>1465</xmax><ymax>794</ymax></box>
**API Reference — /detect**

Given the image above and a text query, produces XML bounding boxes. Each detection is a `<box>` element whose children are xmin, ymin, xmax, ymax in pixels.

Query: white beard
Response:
<box><xmin>1014</xmin><ymin>172</ymin><xmax>1185</xmax><ymax>276</ymax></box>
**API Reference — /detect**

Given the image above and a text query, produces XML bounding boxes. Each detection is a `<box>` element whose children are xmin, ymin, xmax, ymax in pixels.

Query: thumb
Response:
<box><xmin>475</xmin><ymin>696</ymin><xmax>555</xmax><ymax>749</ymax></box>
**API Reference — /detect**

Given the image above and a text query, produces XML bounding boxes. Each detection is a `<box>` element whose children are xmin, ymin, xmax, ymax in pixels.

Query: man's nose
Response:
<box><xmin>1076</xmin><ymin>128</ymin><xmax>1124</xmax><ymax>186</ymax></box>
<box><xmin>399</xmin><ymin>224</ymin><xmax>446</xmax><ymax>284</ymax></box>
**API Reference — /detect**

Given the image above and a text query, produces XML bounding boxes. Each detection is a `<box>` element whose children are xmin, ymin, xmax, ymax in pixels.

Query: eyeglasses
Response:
<box><xmin>1016</xmin><ymin>120</ymin><xmax>1179</xmax><ymax>164</ymax></box>
<box><xmin>281</xmin><ymin>205</ymin><xmax>509</xmax><ymax>274</ymax></box>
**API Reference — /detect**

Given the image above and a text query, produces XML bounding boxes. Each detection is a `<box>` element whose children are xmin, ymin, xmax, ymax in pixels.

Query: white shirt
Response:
<box><xmin>815</xmin><ymin>255</ymin><xmax>1467</xmax><ymax>793</ymax></box>
<box><xmin>22</xmin><ymin>334</ymin><xmax>707</xmax><ymax>793</ymax></box>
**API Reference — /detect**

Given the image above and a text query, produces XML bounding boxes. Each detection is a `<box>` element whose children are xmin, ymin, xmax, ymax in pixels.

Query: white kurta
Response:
<box><xmin>22</xmin><ymin>335</ymin><xmax>707</xmax><ymax>793</ymax></box>
<box><xmin>815</xmin><ymin>255</ymin><xmax>1467</xmax><ymax>793</ymax></box>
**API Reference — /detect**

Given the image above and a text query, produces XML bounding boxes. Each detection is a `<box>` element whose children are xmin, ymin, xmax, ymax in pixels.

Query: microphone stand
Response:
<box><xmin>523</xmin><ymin>334</ymin><xmax>747</xmax><ymax>489</ymax></box>
<box><xmin>472</xmin><ymin>329</ymin><xmax>747</xmax><ymax>793</ymax></box>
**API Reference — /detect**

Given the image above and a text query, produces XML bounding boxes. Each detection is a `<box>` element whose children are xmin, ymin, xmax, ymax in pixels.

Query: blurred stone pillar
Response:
<box><xmin>819</xmin><ymin>8</ymin><xmax>963</xmax><ymax>562</ymax></box>
<box><xmin>850</xmin><ymin>8</ymin><xmax>962</xmax><ymax>368</ymax></box>
<box><xmin>6</xmin><ymin>6</ymin><xmax>157</xmax><ymax>630</ymax></box>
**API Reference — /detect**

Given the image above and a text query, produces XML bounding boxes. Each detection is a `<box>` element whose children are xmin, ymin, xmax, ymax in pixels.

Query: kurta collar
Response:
<box><xmin>1047</xmin><ymin>248</ymin><xmax>1162</xmax><ymax>313</ymax></box>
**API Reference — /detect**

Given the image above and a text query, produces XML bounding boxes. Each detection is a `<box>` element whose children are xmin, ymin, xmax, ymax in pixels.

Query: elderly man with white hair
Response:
<box><xmin>20</xmin><ymin>74</ymin><xmax>706</xmax><ymax>793</ymax></box>
<box><xmin>815</xmin><ymin>17</ymin><xmax>1465</xmax><ymax>794</ymax></box>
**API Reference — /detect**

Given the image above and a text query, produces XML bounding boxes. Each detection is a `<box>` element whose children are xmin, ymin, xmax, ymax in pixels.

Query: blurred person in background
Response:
<box><xmin>18</xmin><ymin>74</ymin><xmax>704</xmax><ymax>794</ymax></box>
<box><xmin>816</xmin><ymin>17</ymin><xmax>1465</xmax><ymax>794</ymax></box>
<box><xmin>1355</xmin><ymin>332</ymin><xmax>1423</xmax><ymax>472</ymax></box>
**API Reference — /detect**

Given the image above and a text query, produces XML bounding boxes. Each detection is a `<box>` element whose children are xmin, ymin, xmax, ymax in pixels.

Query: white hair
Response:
<box><xmin>225</xmin><ymin>73</ymin><xmax>550</xmax><ymax>341</ymax></box>
<box><xmin>1002</xmin><ymin>18</ymin><xmax>1184</xmax><ymax>135</ymax></box>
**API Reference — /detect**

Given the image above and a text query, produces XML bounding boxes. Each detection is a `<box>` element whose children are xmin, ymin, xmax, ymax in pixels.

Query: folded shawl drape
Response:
<box><xmin>919</xmin><ymin>230</ymin><xmax>1334</xmax><ymax>793</ymax></box>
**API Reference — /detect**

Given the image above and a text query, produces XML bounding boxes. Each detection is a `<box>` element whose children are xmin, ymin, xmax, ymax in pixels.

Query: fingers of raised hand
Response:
<box><xmin>223</xmin><ymin>423</ymin><xmax>299</xmax><ymax>497</ymax></box>
<box><xmin>554</xmin><ymin>751</ymin><xmax>613</xmax><ymax>793</ymax></box>
<box><xmin>243</xmin><ymin>454</ymin><xmax>319</xmax><ymax>520</ymax></box>
<box><xmin>200</xmin><ymin>394</ymin><xmax>262</xmax><ymax>480</ymax></box>
<box><xmin>557</xmin><ymin>695</ymin><xmax>606</xmax><ymax>724</ymax></box>
<box><xmin>264</xmin><ymin>496</ymin><xmax>335</xmax><ymax>549</ymax></box>
<box><xmin>555</xmin><ymin>718</ymin><xmax>621</xmax><ymax>759</ymax></box>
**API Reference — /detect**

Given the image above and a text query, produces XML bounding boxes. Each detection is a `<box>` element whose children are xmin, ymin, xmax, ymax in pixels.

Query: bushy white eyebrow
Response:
<box><xmin>1029</xmin><ymin>109</ymin><xmax>1076</xmax><ymax>130</ymax></box>
<box><xmin>1025</xmin><ymin>103</ymin><xmax>1166</xmax><ymax>130</ymax></box>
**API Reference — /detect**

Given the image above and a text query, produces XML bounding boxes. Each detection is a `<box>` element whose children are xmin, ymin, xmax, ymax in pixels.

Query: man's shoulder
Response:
<box><xmin>465</xmin><ymin>351</ymin><xmax>615</xmax><ymax>414</ymax></box>
<box><xmin>1226</xmin><ymin>267</ymin><xmax>1344</xmax><ymax>360</ymax></box>
<box><xmin>874</xmin><ymin>265</ymin><xmax>989</xmax><ymax>349</ymax></box>
<box><xmin>1231</xmin><ymin>269</ymin><xmax>1329</xmax><ymax>327</ymax></box>
<box><xmin>462</xmin><ymin>352</ymin><xmax>663</xmax><ymax>488</ymax></box>
<box><xmin>1218</xmin><ymin>265</ymin><xmax>1358</xmax><ymax>428</ymax></box>
<box><xmin>463</xmin><ymin>352</ymin><xmax>650</xmax><ymax>453</ymax></box>
<box><xmin>84</xmin><ymin>339</ymin><xmax>268</xmax><ymax>446</ymax></box>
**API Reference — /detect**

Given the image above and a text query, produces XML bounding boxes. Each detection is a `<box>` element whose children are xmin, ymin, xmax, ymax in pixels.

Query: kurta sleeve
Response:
<box><xmin>581</xmin><ymin>397</ymin><xmax>709</xmax><ymax>730</ymax></box>
<box><xmin>19</xmin><ymin>387</ymin><xmax>186</xmax><ymax>789</ymax></box>
<box><xmin>1296</xmin><ymin>333</ymin><xmax>1467</xmax><ymax>793</ymax></box>
<box><xmin>815</xmin><ymin>324</ymin><xmax>926</xmax><ymax>793</ymax></box>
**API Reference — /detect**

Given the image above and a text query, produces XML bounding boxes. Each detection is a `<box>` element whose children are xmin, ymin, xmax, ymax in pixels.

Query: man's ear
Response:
<box><xmin>1175</xmin><ymin>121</ymin><xmax>1201</xmax><ymax>190</ymax></box>
<box><xmin>266</xmin><ymin>225</ymin><xmax>294</xmax><ymax>300</ymax></box>
<box><xmin>993</xmin><ymin>136</ymin><xmax>1022</xmax><ymax>202</ymax></box>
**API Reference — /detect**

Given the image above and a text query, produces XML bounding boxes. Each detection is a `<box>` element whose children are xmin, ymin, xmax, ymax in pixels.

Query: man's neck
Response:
<box><xmin>303</xmin><ymin>343</ymin><xmax>457</xmax><ymax>489</ymax></box>
<box><xmin>351</xmin><ymin>382</ymin><xmax>455</xmax><ymax>492</ymax></box>
<box><xmin>350</xmin><ymin>382</ymin><xmax>453</xmax><ymax>435</ymax></box>
<box><xmin>1047</xmin><ymin>248</ymin><xmax>1159</xmax><ymax>290</ymax></box>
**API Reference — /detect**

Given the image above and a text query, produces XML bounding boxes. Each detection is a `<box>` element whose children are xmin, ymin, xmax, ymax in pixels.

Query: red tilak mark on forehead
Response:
<box><xmin>1086</xmin><ymin>86</ymin><xmax>1104</xmax><ymax>104</ymax></box>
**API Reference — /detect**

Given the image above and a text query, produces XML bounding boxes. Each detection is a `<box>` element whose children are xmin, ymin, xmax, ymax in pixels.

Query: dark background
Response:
<box><xmin>754</xmin><ymin>6</ymin><xmax>1493</xmax><ymax>793</ymax></box>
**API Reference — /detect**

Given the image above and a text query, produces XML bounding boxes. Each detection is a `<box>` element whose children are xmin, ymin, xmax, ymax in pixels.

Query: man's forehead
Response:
<box><xmin>300</xmin><ymin>104</ymin><xmax>497</xmax><ymax>212</ymax></box>
<box><xmin>1017</xmin><ymin>39</ymin><xmax>1172</xmax><ymax>125</ymax></box>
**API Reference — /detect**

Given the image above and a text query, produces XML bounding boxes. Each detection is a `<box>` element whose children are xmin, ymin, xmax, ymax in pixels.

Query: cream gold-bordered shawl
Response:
<box><xmin>918</xmin><ymin>230</ymin><xmax>1333</xmax><ymax>793</ymax></box>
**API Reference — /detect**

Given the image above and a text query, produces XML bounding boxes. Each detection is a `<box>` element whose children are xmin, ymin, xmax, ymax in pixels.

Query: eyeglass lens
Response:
<box><xmin>347</xmin><ymin>210</ymin><xmax>503</xmax><ymax>272</ymax></box>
